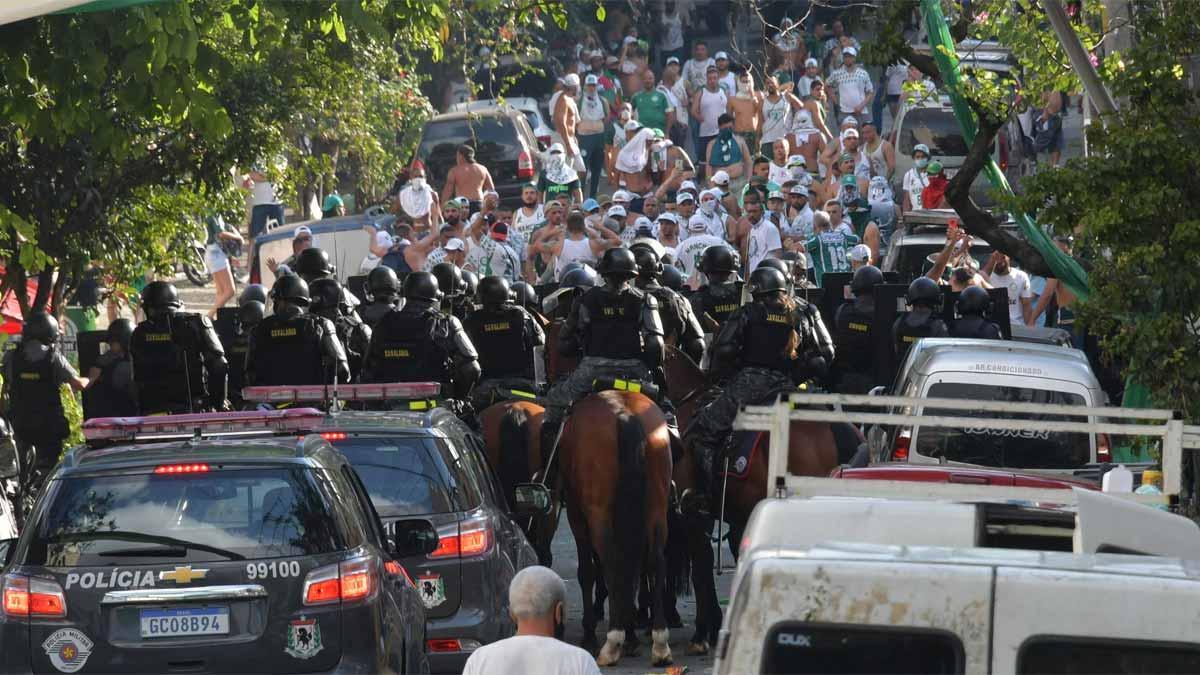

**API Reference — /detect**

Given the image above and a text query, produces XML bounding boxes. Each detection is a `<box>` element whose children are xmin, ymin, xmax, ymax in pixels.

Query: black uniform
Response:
<box><xmin>86</xmin><ymin>351</ymin><xmax>137</xmax><ymax>418</ymax></box>
<box><xmin>951</xmin><ymin>315</ymin><xmax>1003</xmax><ymax>340</ymax></box>
<box><xmin>3</xmin><ymin>342</ymin><xmax>75</xmax><ymax>472</ymax></box>
<box><xmin>689</xmin><ymin>280</ymin><xmax>743</xmax><ymax>328</ymax></box>
<box><xmin>465</xmin><ymin>302</ymin><xmax>545</xmax><ymax>409</ymax></box>
<box><xmin>131</xmin><ymin>312</ymin><xmax>228</xmax><ymax>413</ymax></box>
<box><xmin>363</xmin><ymin>299</ymin><xmax>480</xmax><ymax>399</ymax></box>
<box><xmin>833</xmin><ymin>296</ymin><xmax>877</xmax><ymax>394</ymax></box>
<box><xmin>892</xmin><ymin>309</ymin><xmax>950</xmax><ymax>362</ymax></box>
<box><xmin>637</xmin><ymin>278</ymin><xmax>706</xmax><ymax>365</ymax></box>
<box><xmin>245</xmin><ymin>307</ymin><xmax>350</xmax><ymax>386</ymax></box>
<box><xmin>330</xmin><ymin>312</ymin><xmax>372</xmax><ymax>381</ymax></box>
<box><xmin>361</xmin><ymin>297</ymin><xmax>401</xmax><ymax>329</ymax></box>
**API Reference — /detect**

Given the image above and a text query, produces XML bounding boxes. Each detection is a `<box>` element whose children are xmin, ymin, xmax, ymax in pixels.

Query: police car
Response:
<box><xmin>0</xmin><ymin>409</ymin><xmax>431</xmax><ymax>674</ymax></box>
<box><xmin>243</xmin><ymin>384</ymin><xmax>546</xmax><ymax>674</ymax></box>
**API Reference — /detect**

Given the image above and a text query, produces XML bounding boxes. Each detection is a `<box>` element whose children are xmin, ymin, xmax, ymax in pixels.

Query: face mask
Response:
<box><xmin>915</xmin><ymin>158</ymin><xmax>929</xmax><ymax>170</ymax></box>
<box><xmin>718</xmin><ymin>127</ymin><xmax>734</xmax><ymax>141</ymax></box>
<box><xmin>736</xmin><ymin>79</ymin><xmax>751</xmax><ymax>95</ymax></box>
<box><xmin>700</xmin><ymin>199</ymin><xmax>716</xmax><ymax>214</ymax></box>
<box><xmin>410</xmin><ymin>177</ymin><xmax>425</xmax><ymax>191</ymax></box>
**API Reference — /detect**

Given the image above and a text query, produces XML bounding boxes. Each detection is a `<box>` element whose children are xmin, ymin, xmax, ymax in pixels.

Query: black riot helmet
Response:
<box><xmin>699</xmin><ymin>245</ymin><xmax>735</xmax><ymax>276</ymax></box>
<box><xmin>308</xmin><ymin>277</ymin><xmax>343</xmax><ymax>315</ymax></box>
<box><xmin>559</xmin><ymin>265</ymin><xmax>598</xmax><ymax>290</ymax></box>
<box><xmin>431</xmin><ymin>262</ymin><xmax>465</xmax><ymax>298</ymax></box>
<box><xmin>141</xmin><ymin>281</ymin><xmax>182</xmax><ymax>317</ymax></box>
<box><xmin>460</xmin><ymin>269</ymin><xmax>480</xmax><ymax>298</ymax></box>
<box><xmin>402</xmin><ymin>271</ymin><xmax>442</xmax><ymax>303</ymax></box>
<box><xmin>511</xmin><ymin>281</ymin><xmax>538</xmax><ymax>309</ymax></box>
<box><xmin>238</xmin><ymin>283</ymin><xmax>269</xmax><ymax>307</ymax></box>
<box><xmin>850</xmin><ymin>265</ymin><xmax>884</xmax><ymax>296</ymax></box>
<box><xmin>22</xmin><ymin>311</ymin><xmax>59</xmax><ymax>345</ymax></box>
<box><xmin>956</xmin><ymin>285</ymin><xmax>992</xmax><ymax>316</ymax></box>
<box><xmin>367</xmin><ymin>265</ymin><xmax>400</xmax><ymax>299</ymax></box>
<box><xmin>660</xmin><ymin>263</ymin><xmax>684</xmax><ymax>292</ymax></box>
<box><xmin>106</xmin><ymin>318</ymin><xmax>135</xmax><ymax>349</ymax></box>
<box><xmin>756</xmin><ymin>257</ymin><xmax>791</xmax><ymax>278</ymax></box>
<box><xmin>597</xmin><ymin>247</ymin><xmax>638</xmax><ymax>280</ymax></box>
<box><xmin>238</xmin><ymin>300</ymin><xmax>266</xmax><ymax>329</ymax></box>
<box><xmin>477</xmin><ymin>276</ymin><xmax>511</xmax><ymax>308</ymax></box>
<box><xmin>748</xmin><ymin>267</ymin><xmax>788</xmax><ymax>297</ymax></box>
<box><xmin>633</xmin><ymin>247</ymin><xmax>663</xmax><ymax>280</ymax></box>
<box><xmin>294</xmin><ymin>247</ymin><xmax>334</xmax><ymax>282</ymax></box>
<box><xmin>271</xmin><ymin>273</ymin><xmax>311</xmax><ymax>306</ymax></box>
<box><xmin>906</xmin><ymin>277</ymin><xmax>942</xmax><ymax>309</ymax></box>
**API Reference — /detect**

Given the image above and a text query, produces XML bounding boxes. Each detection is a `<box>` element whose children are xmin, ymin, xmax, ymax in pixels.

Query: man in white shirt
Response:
<box><xmin>986</xmin><ymin>252</ymin><xmax>1034</xmax><ymax>325</ymax></box>
<box><xmin>675</xmin><ymin>215</ymin><xmax>733</xmax><ymax>287</ymax></box>
<box><xmin>681</xmin><ymin>41</ymin><xmax>714</xmax><ymax>93</ymax></box>
<box><xmin>826</xmin><ymin>46</ymin><xmax>873</xmax><ymax>125</ymax></box>
<box><xmin>713</xmin><ymin>51</ymin><xmax>737</xmax><ymax>97</ymax></box>
<box><xmin>462</xmin><ymin>566</ymin><xmax>600</xmax><ymax>675</ymax></box>
<box><xmin>741</xmin><ymin>199</ymin><xmax>783</xmax><ymax>271</ymax></box>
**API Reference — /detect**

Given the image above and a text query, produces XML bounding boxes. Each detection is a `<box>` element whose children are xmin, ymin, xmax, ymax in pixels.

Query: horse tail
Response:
<box><xmin>498</xmin><ymin>404</ymin><xmax>532</xmax><ymax>503</ymax></box>
<box><xmin>610</xmin><ymin>406</ymin><xmax>648</xmax><ymax>612</ymax></box>
<box><xmin>666</xmin><ymin>507</ymin><xmax>692</xmax><ymax>597</ymax></box>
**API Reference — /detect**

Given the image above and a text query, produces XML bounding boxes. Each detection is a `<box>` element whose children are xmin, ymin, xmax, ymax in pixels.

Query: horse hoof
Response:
<box><xmin>687</xmin><ymin>641</ymin><xmax>710</xmax><ymax>656</ymax></box>
<box><xmin>651</xmin><ymin>628</ymin><xmax>673</xmax><ymax>665</ymax></box>
<box><xmin>596</xmin><ymin>630</ymin><xmax>624</xmax><ymax>666</ymax></box>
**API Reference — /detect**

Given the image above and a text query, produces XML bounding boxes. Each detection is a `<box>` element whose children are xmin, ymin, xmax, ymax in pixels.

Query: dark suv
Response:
<box><xmin>0</xmin><ymin>411</ymin><xmax>433</xmax><ymax>674</ymax></box>
<box><xmin>415</xmin><ymin>107</ymin><xmax>540</xmax><ymax>208</ymax></box>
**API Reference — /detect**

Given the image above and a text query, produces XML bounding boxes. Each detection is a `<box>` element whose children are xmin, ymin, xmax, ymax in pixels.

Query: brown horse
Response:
<box><xmin>478</xmin><ymin>399</ymin><xmax>559</xmax><ymax>566</ymax></box>
<box><xmin>560</xmin><ymin>389</ymin><xmax>674</xmax><ymax>667</ymax></box>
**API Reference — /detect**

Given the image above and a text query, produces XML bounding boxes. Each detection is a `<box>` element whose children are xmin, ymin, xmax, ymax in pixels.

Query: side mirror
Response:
<box><xmin>511</xmin><ymin>483</ymin><xmax>553</xmax><ymax>517</ymax></box>
<box><xmin>0</xmin><ymin>538</ymin><xmax>16</xmax><ymax>567</ymax></box>
<box><xmin>868</xmin><ymin>386</ymin><xmax>887</xmax><ymax>397</ymax></box>
<box><xmin>392</xmin><ymin>519</ymin><xmax>439</xmax><ymax>558</ymax></box>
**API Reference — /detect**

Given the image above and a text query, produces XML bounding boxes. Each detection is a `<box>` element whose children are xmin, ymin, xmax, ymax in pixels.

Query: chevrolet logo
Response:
<box><xmin>159</xmin><ymin>566</ymin><xmax>208</xmax><ymax>584</ymax></box>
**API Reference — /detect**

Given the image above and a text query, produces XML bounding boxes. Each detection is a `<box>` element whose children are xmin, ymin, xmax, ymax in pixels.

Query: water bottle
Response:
<box><xmin>1134</xmin><ymin>469</ymin><xmax>1168</xmax><ymax>511</ymax></box>
<box><xmin>1101</xmin><ymin>464</ymin><xmax>1133</xmax><ymax>493</ymax></box>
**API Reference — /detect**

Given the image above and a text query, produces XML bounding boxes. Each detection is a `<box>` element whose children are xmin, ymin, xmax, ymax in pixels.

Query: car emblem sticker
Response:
<box><xmin>159</xmin><ymin>565</ymin><xmax>208</xmax><ymax>584</ymax></box>
<box><xmin>43</xmin><ymin>628</ymin><xmax>94</xmax><ymax>673</ymax></box>
<box><xmin>286</xmin><ymin>616</ymin><xmax>324</xmax><ymax>659</ymax></box>
<box><xmin>418</xmin><ymin>572</ymin><xmax>447</xmax><ymax>609</ymax></box>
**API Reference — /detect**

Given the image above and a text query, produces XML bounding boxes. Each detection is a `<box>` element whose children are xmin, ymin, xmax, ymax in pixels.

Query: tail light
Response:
<box><xmin>517</xmin><ymin>150</ymin><xmax>534</xmax><ymax>179</ymax></box>
<box><xmin>427</xmin><ymin>638</ymin><xmax>482</xmax><ymax>653</ymax></box>
<box><xmin>3</xmin><ymin>575</ymin><xmax>67</xmax><ymax>618</ymax></box>
<box><xmin>319</xmin><ymin>432</ymin><xmax>347</xmax><ymax>442</ymax></box>
<box><xmin>1097</xmin><ymin>433</ymin><xmax>1112</xmax><ymax>463</ymax></box>
<box><xmin>891</xmin><ymin>430</ymin><xmax>912</xmax><ymax>461</ymax></box>
<box><xmin>302</xmin><ymin>557</ymin><xmax>377</xmax><ymax>606</ymax></box>
<box><xmin>429</xmin><ymin>517</ymin><xmax>492</xmax><ymax>559</ymax></box>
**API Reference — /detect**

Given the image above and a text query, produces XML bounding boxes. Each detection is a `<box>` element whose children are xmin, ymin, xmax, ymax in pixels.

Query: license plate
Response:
<box><xmin>140</xmin><ymin>607</ymin><xmax>230</xmax><ymax>638</ymax></box>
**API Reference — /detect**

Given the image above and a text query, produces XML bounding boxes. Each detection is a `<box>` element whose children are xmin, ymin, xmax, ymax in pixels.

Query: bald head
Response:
<box><xmin>509</xmin><ymin>566</ymin><xmax>566</xmax><ymax>621</ymax></box>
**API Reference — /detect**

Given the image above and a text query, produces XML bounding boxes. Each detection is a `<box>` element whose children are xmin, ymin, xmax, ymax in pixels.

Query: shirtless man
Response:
<box><xmin>553</xmin><ymin>74</ymin><xmax>583</xmax><ymax>171</ymax></box>
<box><xmin>531</xmin><ymin>207</ymin><xmax>617</xmax><ymax>280</ymax></box>
<box><xmin>440</xmin><ymin>144</ymin><xmax>495</xmax><ymax>215</ymax></box>
<box><xmin>652</xmin><ymin>141</ymin><xmax>697</xmax><ymax>201</ymax></box>
<box><xmin>728</xmin><ymin>71</ymin><xmax>763</xmax><ymax>155</ymax></box>
<box><xmin>789</xmin><ymin>109</ymin><xmax>827</xmax><ymax>174</ymax></box>
<box><xmin>800</xmin><ymin>80</ymin><xmax>834</xmax><ymax>143</ymax></box>
<box><xmin>618</xmin><ymin>126</ymin><xmax>656</xmax><ymax>197</ymax></box>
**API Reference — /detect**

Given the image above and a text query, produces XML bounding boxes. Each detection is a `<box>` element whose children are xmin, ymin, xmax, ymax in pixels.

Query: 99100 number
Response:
<box><xmin>246</xmin><ymin>560</ymin><xmax>302</xmax><ymax>580</ymax></box>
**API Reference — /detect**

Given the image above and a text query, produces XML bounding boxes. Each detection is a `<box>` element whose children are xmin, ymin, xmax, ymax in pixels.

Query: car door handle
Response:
<box><xmin>947</xmin><ymin>473</ymin><xmax>990</xmax><ymax>485</ymax></box>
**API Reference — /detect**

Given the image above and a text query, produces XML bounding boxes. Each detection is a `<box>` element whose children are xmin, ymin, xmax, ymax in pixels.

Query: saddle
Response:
<box><xmin>591</xmin><ymin>378</ymin><xmax>663</xmax><ymax>402</ymax></box>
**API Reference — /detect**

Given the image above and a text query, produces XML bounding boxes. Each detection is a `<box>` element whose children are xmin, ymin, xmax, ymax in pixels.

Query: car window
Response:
<box><xmin>28</xmin><ymin>467</ymin><xmax>342</xmax><ymax>566</ymax></box>
<box><xmin>917</xmin><ymin>382</ymin><xmax>1091</xmax><ymax>469</ymax></box>
<box><xmin>763</xmin><ymin>623</ymin><xmax>963</xmax><ymax>674</ymax></box>
<box><xmin>339</xmin><ymin>465</ymin><xmax>389</xmax><ymax>549</ymax></box>
<box><xmin>417</xmin><ymin>116</ymin><xmax>520</xmax><ymax>182</ymax></box>
<box><xmin>439</xmin><ymin>433</ymin><xmax>485</xmax><ymax>511</ymax></box>
<box><xmin>899</xmin><ymin>108</ymin><xmax>972</xmax><ymax>157</ymax></box>
<box><xmin>521</xmin><ymin>110</ymin><xmax>539</xmax><ymax>131</ymax></box>
<box><xmin>894</xmin><ymin>242</ymin><xmax>992</xmax><ymax>282</ymax></box>
<box><xmin>329</xmin><ymin>436</ymin><xmax>455</xmax><ymax>517</ymax></box>
<box><xmin>1018</xmin><ymin>637</ymin><xmax>1200</xmax><ymax>673</ymax></box>
<box><xmin>463</xmin><ymin>435</ymin><xmax>506</xmax><ymax>509</ymax></box>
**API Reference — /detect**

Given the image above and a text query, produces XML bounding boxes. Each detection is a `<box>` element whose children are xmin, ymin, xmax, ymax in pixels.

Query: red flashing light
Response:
<box><xmin>892</xmin><ymin>430</ymin><xmax>911</xmax><ymax>461</ymax></box>
<box><xmin>320</xmin><ymin>432</ymin><xmax>348</xmax><ymax>442</ymax></box>
<box><xmin>427</xmin><ymin>639</ymin><xmax>463</xmax><ymax>653</ymax></box>
<box><xmin>154</xmin><ymin>463</ymin><xmax>210</xmax><ymax>475</ymax></box>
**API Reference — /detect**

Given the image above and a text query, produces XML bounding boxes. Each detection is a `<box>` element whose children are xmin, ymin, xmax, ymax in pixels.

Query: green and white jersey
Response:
<box><xmin>805</xmin><ymin>228</ymin><xmax>860</xmax><ymax>286</ymax></box>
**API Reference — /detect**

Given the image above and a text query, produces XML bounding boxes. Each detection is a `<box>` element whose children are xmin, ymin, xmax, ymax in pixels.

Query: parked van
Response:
<box><xmin>250</xmin><ymin>208</ymin><xmax>396</xmax><ymax>289</ymax></box>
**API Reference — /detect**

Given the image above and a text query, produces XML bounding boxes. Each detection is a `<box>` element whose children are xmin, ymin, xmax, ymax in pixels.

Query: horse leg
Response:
<box><xmin>686</xmin><ymin>512</ymin><xmax>719</xmax><ymax>655</ymax></box>
<box><xmin>638</xmin><ymin>574</ymin><xmax>652</xmax><ymax>630</ymax></box>
<box><xmin>650</xmin><ymin>529</ymin><xmax>674</xmax><ymax>666</ymax></box>
<box><xmin>569</xmin><ymin>509</ymin><xmax>599</xmax><ymax>653</ymax></box>
<box><xmin>592</xmin><ymin>556</ymin><xmax>607</xmax><ymax>622</ymax></box>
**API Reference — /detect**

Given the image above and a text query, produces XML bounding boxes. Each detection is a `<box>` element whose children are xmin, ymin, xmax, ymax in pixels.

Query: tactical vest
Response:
<box><xmin>88</xmin><ymin>355</ymin><xmax>138</xmax><ymax>419</ymax></box>
<box><xmin>951</xmin><ymin>315</ymin><xmax>1001</xmax><ymax>340</ymax></box>
<box><xmin>361</xmin><ymin>300</ymin><xmax>396</xmax><ymax>329</ymax></box>
<box><xmin>894</xmin><ymin>310</ymin><xmax>948</xmax><ymax>361</ymax></box>
<box><xmin>697</xmin><ymin>282</ymin><xmax>742</xmax><ymax>325</ymax></box>
<box><xmin>225</xmin><ymin>332</ymin><xmax>251</xmax><ymax>398</ymax></box>
<box><xmin>834</xmin><ymin>299</ymin><xmax>875</xmax><ymax>376</ymax></box>
<box><xmin>131</xmin><ymin>314</ymin><xmax>207</xmax><ymax>411</ymax></box>
<box><xmin>740</xmin><ymin>302</ymin><xmax>798</xmax><ymax>373</ymax></box>
<box><xmin>581</xmin><ymin>287</ymin><xmax>645</xmax><ymax>359</ymax></box>
<box><xmin>10</xmin><ymin>347</ymin><xmax>68</xmax><ymax>441</ymax></box>
<box><xmin>466</xmin><ymin>306</ymin><xmax>532</xmax><ymax>380</ymax></box>
<box><xmin>370</xmin><ymin>307</ymin><xmax>450</xmax><ymax>383</ymax></box>
<box><xmin>646</xmin><ymin>285</ymin><xmax>684</xmax><ymax>342</ymax></box>
<box><xmin>252</xmin><ymin>314</ymin><xmax>326</xmax><ymax>385</ymax></box>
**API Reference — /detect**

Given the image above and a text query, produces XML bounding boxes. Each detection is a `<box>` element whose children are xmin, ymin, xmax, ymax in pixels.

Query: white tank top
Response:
<box><xmin>555</xmin><ymin>236</ymin><xmax>596</xmax><ymax>279</ymax></box>
<box><xmin>866</xmin><ymin>140</ymin><xmax>888</xmax><ymax>178</ymax></box>
<box><xmin>698</xmin><ymin>89</ymin><xmax>728</xmax><ymax>137</ymax></box>
<box><xmin>760</xmin><ymin>95</ymin><xmax>792</xmax><ymax>144</ymax></box>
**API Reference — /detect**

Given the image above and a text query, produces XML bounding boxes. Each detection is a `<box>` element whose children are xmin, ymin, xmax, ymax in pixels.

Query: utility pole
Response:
<box><xmin>1041</xmin><ymin>0</ymin><xmax>1119</xmax><ymax>118</ymax></box>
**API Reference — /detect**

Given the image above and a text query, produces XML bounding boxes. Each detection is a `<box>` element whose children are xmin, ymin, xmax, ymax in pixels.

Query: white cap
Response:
<box><xmin>585</xmin><ymin>74</ymin><xmax>599</xmax><ymax>86</ymax></box>
<box><xmin>841</xmin><ymin>115</ymin><xmax>860</xmax><ymax>128</ymax></box>
<box><xmin>624</xmin><ymin>119</ymin><xmax>643</xmax><ymax>132</ymax></box>
<box><xmin>849</xmin><ymin>244</ymin><xmax>871</xmax><ymax>262</ymax></box>
<box><xmin>680</xmin><ymin>179</ymin><xmax>698</xmax><ymax>192</ymax></box>
<box><xmin>607</xmin><ymin>205</ymin><xmax>627</xmax><ymax>218</ymax></box>
<box><xmin>562</xmin><ymin>73</ymin><xmax>580</xmax><ymax>89</ymax></box>
<box><xmin>767</xmin><ymin>190</ymin><xmax>784</xmax><ymax>201</ymax></box>
<box><xmin>623</xmin><ymin>35</ymin><xmax>637</xmax><ymax>45</ymax></box>
<box><xmin>613</xmin><ymin>190</ymin><xmax>633</xmax><ymax>203</ymax></box>
<box><xmin>666</xmin><ymin>56</ymin><xmax>680</xmax><ymax>66</ymax></box>
<box><xmin>843</xmin><ymin>46</ymin><xmax>858</xmax><ymax>57</ymax></box>
<box><xmin>675</xmin><ymin>192</ymin><xmax>695</xmax><ymax>204</ymax></box>
<box><xmin>590</xmin><ymin>49</ymin><xmax>604</xmax><ymax>59</ymax></box>
<box><xmin>786</xmin><ymin>154</ymin><xmax>807</xmax><ymax>167</ymax></box>
<box><xmin>805</xmin><ymin>57</ymin><xmax>818</xmax><ymax>68</ymax></box>
<box><xmin>444</xmin><ymin>237</ymin><xmax>465</xmax><ymax>252</ymax></box>
<box><xmin>687</xmin><ymin>214</ymin><xmax>709</xmax><ymax>232</ymax></box>
<box><xmin>711</xmin><ymin>170</ymin><xmax>730</xmax><ymax>186</ymax></box>
<box><xmin>788</xmin><ymin>184</ymin><xmax>809</xmax><ymax>195</ymax></box>
<box><xmin>842</xmin><ymin>128</ymin><xmax>860</xmax><ymax>140</ymax></box>
<box><xmin>714</xmin><ymin>51</ymin><xmax>729</xmax><ymax>60</ymax></box>
<box><xmin>634</xmin><ymin>216</ymin><xmax>653</xmax><ymax>230</ymax></box>
<box><xmin>657</xmin><ymin>212</ymin><xmax>679</xmax><ymax>225</ymax></box>
<box><xmin>293</xmin><ymin>226</ymin><xmax>313</xmax><ymax>240</ymax></box>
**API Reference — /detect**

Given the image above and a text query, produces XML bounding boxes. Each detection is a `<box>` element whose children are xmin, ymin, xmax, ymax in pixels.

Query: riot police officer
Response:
<box><xmin>222</xmin><ymin>285</ymin><xmax>268</xmax><ymax>408</ymax></box>
<box><xmin>310</xmin><ymin>277</ymin><xmax>372</xmax><ymax>381</ymax></box>
<box><xmin>245</xmin><ymin>274</ymin><xmax>350</xmax><ymax>387</ymax></box>
<box><xmin>893</xmin><ymin>277</ymin><xmax>950</xmax><ymax>362</ymax></box>
<box><xmin>361</xmin><ymin>265</ymin><xmax>402</xmax><ymax>329</ymax></box>
<box><xmin>660</xmin><ymin>263</ymin><xmax>686</xmax><ymax>294</ymax></box>
<box><xmin>757</xmin><ymin>257</ymin><xmax>835</xmax><ymax>368</ymax></box>
<box><xmin>951</xmin><ymin>286</ymin><xmax>1003</xmax><ymax>340</ymax></box>
<box><xmin>632</xmin><ymin>246</ymin><xmax>705</xmax><ymax>364</ymax></box>
<box><xmin>690</xmin><ymin>245</ymin><xmax>743</xmax><ymax>329</ymax></box>
<box><xmin>84</xmin><ymin>318</ymin><xmax>138</xmax><ymax>419</ymax></box>
<box><xmin>833</xmin><ymin>265</ymin><xmax>884</xmax><ymax>394</ymax></box>
<box><xmin>432</xmin><ymin>262</ymin><xmax>470</xmax><ymax>321</ymax></box>
<box><xmin>465</xmin><ymin>276</ymin><xmax>545</xmax><ymax>410</ymax></box>
<box><xmin>294</xmin><ymin>247</ymin><xmax>360</xmax><ymax>312</ymax></box>
<box><xmin>364</xmin><ymin>271</ymin><xmax>481</xmax><ymax>401</ymax></box>
<box><xmin>511</xmin><ymin>280</ymin><xmax>540</xmax><ymax>314</ymax></box>
<box><xmin>131</xmin><ymin>281</ymin><xmax>228</xmax><ymax>414</ymax></box>
<box><xmin>461</xmin><ymin>269</ymin><xmax>480</xmax><ymax>302</ymax></box>
<box><xmin>2</xmin><ymin>312</ymin><xmax>89</xmax><ymax>513</ymax></box>
<box><xmin>544</xmin><ymin>264</ymin><xmax>598</xmax><ymax>320</ymax></box>
<box><xmin>540</xmin><ymin>248</ymin><xmax>665</xmax><ymax>461</ymax></box>
<box><xmin>690</xmin><ymin>267</ymin><xmax>832</xmax><ymax>499</ymax></box>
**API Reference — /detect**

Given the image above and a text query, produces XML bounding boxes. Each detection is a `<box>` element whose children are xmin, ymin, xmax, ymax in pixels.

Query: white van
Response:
<box><xmin>251</xmin><ymin>209</ymin><xmax>396</xmax><ymax>289</ymax></box>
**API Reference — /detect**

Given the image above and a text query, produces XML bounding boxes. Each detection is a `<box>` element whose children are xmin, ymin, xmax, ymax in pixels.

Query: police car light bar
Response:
<box><xmin>82</xmin><ymin>408</ymin><xmax>326</xmax><ymax>441</ymax></box>
<box><xmin>241</xmin><ymin>382</ymin><xmax>441</xmax><ymax>404</ymax></box>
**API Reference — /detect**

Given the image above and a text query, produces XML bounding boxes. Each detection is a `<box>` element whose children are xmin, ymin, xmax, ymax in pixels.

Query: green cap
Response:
<box><xmin>927</xmin><ymin>160</ymin><xmax>944</xmax><ymax>175</ymax></box>
<box><xmin>840</xmin><ymin>174</ymin><xmax>857</xmax><ymax>186</ymax></box>
<box><xmin>322</xmin><ymin>194</ymin><xmax>344</xmax><ymax>211</ymax></box>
